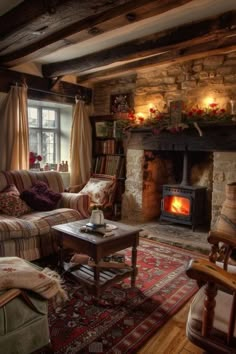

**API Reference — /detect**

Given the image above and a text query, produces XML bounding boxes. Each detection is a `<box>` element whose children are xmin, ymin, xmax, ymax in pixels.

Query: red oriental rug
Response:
<box><xmin>41</xmin><ymin>239</ymin><xmax>199</xmax><ymax>354</ymax></box>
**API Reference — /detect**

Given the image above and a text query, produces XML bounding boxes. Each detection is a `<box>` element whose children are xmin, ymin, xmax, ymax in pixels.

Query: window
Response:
<box><xmin>28</xmin><ymin>106</ymin><xmax>60</xmax><ymax>164</ymax></box>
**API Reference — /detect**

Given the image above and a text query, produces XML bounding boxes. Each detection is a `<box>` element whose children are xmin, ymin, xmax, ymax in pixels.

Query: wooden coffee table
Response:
<box><xmin>52</xmin><ymin>219</ymin><xmax>140</xmax><ymax>297</ymax></box>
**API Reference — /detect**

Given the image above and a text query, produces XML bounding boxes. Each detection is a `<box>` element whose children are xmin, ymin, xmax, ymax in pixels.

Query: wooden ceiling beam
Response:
<box><xmin>77</xmin><ymin>36</ymin><xmax>236</xmax><ymax>83</ymax></box>
<box><xmin>42</xmin><ymin>11</ymin><xmax>236</xmax><ymax>78</ymax></box>
<box><xmin>0</xmin><ymin>68</ymin><xmax>92</xmax><ymax>104</ymax></box>
<box><xmin>0</xmin><ymin>0</ymin><xmax>70</xmax><ymax>38</ymax></box>
<box><xmin>0</xmin><ymin>0</ymin><xmax>193</xmax><ymax>66</ymax></box>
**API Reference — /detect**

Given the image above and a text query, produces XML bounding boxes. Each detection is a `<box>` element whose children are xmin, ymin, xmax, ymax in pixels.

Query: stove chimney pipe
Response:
<box><xmin>180</xmin><ymin>150</ymin><xmax>189</xmax><ymax>185</ymax></box>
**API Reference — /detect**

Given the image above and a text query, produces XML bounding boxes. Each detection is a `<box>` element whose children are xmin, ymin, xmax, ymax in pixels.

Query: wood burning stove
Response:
<box><xmin>160</xmin><ymin>151</ymin><xmax>207</xmax><ymax>230</ymax></box>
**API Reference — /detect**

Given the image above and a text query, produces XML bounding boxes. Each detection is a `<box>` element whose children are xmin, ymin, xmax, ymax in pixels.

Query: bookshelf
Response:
<box><xmin>90</xmin><ymin>115</ymin><xmax>127</xmax><ymax>219</ymax></box>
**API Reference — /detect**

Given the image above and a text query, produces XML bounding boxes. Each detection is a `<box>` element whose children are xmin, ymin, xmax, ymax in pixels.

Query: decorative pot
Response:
<box><xmin>214</xmin><ymin>182</ymin><xmax>236</xmax><ymax>237</ymax></box>
<box><xmin>29</xmin><ymin>163</ymin><xmax>40</xmax><ymax>170</ymax></box>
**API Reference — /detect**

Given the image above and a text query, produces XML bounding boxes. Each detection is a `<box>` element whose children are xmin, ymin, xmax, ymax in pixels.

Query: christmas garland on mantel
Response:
<box><xmin>115</xmin><ymin>104</ymin><xmax>236</xmax><ymax>137</ymax></box>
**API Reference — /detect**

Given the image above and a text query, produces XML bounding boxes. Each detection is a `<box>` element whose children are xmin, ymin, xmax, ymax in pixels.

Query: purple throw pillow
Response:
<box><xmin>21</xmin><ymin>181</ymin><xmax>62</xmax><ymax>211</ymax></box>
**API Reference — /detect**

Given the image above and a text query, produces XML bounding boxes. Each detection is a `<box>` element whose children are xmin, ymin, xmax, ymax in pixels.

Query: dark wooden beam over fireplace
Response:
<box><xmin>127</xmin><ymin>123</ymin><xmax>236</xmax><ymax>152</ymax></box>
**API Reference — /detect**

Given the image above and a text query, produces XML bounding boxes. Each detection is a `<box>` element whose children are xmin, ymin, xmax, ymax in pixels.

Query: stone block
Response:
<box><xmin>167</xmin><ymin>67</ymin><xmax>182</xmax><ymax>76</ymax></box>
<box><xmin>224</xmin><ymin>74</ymin><xmax>236</xmax><ymax>83</ymax></box>
<box><xmin>192</xmin><ymin>64</ymin><xmax>202</xmax><ymax>72</ymax></box>
<box><xmin>181</xmin><ymin>81</ymin><xmax>197</xmax><ymax>89</ymax></box>
<box><xmin>203</xmin><ymin>55</ymin><xmax>225</xmax><ymax>68</ymax></box>
<box><xmin>224</xmin><ymin>59</ymin><xmax>236</xmax><ymax>66</ymax></box>
<box><xmin>217</xmin><ymin>66</ymin><xmax>234</xmax><ymax>75</ymax></box>
<box><xmin>199</xmin><ymin>72</ymin><xmax>209</xmax><ymax>80</ymax></box>
<box><xmin>163</xmin><ymin>77</ymin><xmax>176</xmax><ymax>84</ymax></box>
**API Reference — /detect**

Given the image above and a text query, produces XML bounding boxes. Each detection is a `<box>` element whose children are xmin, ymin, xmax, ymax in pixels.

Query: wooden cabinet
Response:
<box><xmin>90</xmin><ymin>115</ymin><xmax>127</xmax><ymax>219</ymax></box>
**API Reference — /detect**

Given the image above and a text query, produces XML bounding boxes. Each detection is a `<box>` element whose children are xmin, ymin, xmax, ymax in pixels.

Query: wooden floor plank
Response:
<box><xmin>137</xmin><ymin>298</ymin><xmax>204</xmax><ymax>354</ymax></box>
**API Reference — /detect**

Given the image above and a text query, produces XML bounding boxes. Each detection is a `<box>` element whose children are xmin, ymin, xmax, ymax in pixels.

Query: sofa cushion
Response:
<box><xmin>0</xmin><ymin>185</ymin><xmax>32</xmax><ymax>217</ymax></box>
<box><xmin>1</xmin><ymin>184</ymin><xmax>20</xmax><ymax>195</ymax></box>
<box><xmin>20</xmin><ymin>208</ymin><xmax>81</xmax><ymax>228</ymax></box>
<box><xmin>21</xmin><ymin>181</ymin><xmax>62</xmax><ymax>211</ymax></box>
<box><xmin>79</xmin><ymin>177</ymin><xmax>116</xmax><ymax>205</ymax></box>
<box><xmin>0</xmin><ymin>215</ymin><xmax>42</xmax><ymax>241</ymax></box>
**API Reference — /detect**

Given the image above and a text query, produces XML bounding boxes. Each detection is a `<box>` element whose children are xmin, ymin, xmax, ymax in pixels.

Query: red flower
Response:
<box><xmin>128</xmin><ymin>113</ymin><xmax>136</xmax><ymax>121</ymax></box>
<box><xmin>220</xmin><ymin>109</ymin><xmax>226</xmax><ymax>113</ymax></box>
<box><xmin>29</xmin><ymin>157</ymin><xmax>36</xmax><ymax>164</ymax></box>
<box><xmin>138</xmin><ymin>117</ymin><xmax>144</xmax><ymax>124</ymax></box>
<box><xmin>29</xmin><ymin>152</ymin><xmax>42</xmax><ymax>165</ymax></box>
<box><xmin>209</xmin><ymin>103</ymin><xmax>218</xmax><ymax>108</ymax></box>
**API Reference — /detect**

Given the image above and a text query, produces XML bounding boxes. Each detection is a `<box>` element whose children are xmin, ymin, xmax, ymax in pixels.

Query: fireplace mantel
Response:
<box><xmin>127</xmin><ymin>122</ymin><xmax>236</xmax><ymax>151</ymax></box>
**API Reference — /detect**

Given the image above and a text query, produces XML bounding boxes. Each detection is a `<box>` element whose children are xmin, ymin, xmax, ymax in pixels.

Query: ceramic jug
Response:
<box><xmin>90</xmin><ymin>209</ymin><xmax>104</xmax><ymax>226</ymax></box>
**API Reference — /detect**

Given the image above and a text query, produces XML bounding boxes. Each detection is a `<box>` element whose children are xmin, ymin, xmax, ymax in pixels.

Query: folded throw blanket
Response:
<box><xmin>0</xmin><ymin>257</ymin><xmax>67</xmax><ymax>304</ymax></box>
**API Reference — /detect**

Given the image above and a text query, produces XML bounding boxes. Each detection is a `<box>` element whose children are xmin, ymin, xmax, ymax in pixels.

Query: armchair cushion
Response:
<box><xmin>79</xmin><ymin>176</ymin><xmax>116</xmax><ymax>206</ymax></box>
<box><xmin>21</xmin><ymin>181</ymin><xmax>62</xmax><ymax>211</ymax></box>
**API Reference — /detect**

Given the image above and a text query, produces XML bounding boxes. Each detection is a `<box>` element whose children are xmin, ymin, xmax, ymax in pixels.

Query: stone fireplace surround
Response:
<box><xmin>121</xmin><ymin>125</ymin><xmax>236</xmax><ymax>228</ymax></box>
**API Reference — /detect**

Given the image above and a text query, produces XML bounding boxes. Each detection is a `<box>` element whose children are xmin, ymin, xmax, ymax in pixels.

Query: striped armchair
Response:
<box><xmin>0</xmin><ymin>170</ymin><xmax>90</xmax><ymax>261</ymax></box>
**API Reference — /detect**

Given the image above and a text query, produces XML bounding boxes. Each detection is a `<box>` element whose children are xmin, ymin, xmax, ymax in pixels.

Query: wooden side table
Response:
<box><xmin>52</xmin><ymin>219</ymin><xmax>140</xmax><ymax>297</ymax></box>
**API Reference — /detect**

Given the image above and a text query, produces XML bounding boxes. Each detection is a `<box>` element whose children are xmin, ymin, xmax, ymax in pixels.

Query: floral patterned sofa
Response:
<box><xmin>0</xmin><ymin>170</ymin><xmax>90</xmax><ymax>261</ymax></box>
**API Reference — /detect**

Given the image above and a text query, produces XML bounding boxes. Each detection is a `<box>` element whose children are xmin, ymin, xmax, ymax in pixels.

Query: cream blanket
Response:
<box><xmin>0</xmin><ymin>257</ymin><xmax>67</xmax><ymax>304</ymax></box>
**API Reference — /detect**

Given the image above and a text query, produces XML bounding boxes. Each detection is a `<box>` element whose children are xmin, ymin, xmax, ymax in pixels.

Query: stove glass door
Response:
<box><xmin>162</xmin><ymin>195</ymin><xmax>191</xmax><ymax>216</ymax></box>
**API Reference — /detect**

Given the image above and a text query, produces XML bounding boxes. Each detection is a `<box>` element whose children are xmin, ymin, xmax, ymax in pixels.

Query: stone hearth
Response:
<box><xmin>124</xmin><ymin>219</ymin><xmax>210</xmax><ymax>254</ymax></box>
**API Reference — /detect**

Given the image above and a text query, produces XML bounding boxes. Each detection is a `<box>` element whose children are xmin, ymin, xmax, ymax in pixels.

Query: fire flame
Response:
<box><xmin>169</xmin><ymin>196</ymin><xmax>190</xmax><ymax>215</ymax></box>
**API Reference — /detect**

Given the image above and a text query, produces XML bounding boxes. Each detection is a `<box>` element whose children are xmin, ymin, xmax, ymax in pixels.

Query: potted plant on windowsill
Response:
<box><xmin>29</xmin><ymin>152</ymin><xmax>42</xmax><ymax>170</ymax></box>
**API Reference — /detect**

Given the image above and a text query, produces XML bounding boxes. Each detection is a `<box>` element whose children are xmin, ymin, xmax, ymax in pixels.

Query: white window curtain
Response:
<box><xmin>70</xmin><ymin>99</ymin><xmax>92</xmax><ymax>186</ymax></box>
<box><xmin>0</xmin><ymin>85</ymin><xmax>29</xmax><ymax>170</ymax></box>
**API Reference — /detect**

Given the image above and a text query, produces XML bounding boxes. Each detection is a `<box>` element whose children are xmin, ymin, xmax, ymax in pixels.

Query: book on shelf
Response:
<box><xmin>95</xmin><ymin>139</ymin><xmax>115</xmax><ymax>154</ymax></box>
<box><xmin>93</xmin><ymin>155</ymin><xmax>124</xmax><ymax>176</ymax></box>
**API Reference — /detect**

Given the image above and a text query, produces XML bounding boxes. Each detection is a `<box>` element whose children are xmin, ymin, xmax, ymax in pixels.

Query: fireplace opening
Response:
<box><xmin>141</xmin><ymin>150</ymin><xmax>213</xmax><ymax>225</ymax></box>
<box><xmin>159</xmin><ymin>151</ymin><xmax>210</xmax><ymax>230</ymax></box>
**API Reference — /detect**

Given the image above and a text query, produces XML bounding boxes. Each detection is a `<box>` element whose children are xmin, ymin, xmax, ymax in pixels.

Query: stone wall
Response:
<box><xmin>211</xmin><ymin>152</ymin><xmax>236</xmax><ymax>225</ymax></box>
<box><xmin>93</xmin><ymin>53</ymin><xmax>236</xmax><ymax>225</ymax></box>
<box><xmin>121</xmin><ymin>149</ymin><xmax>144</xmax><ymax>222</ymax></box>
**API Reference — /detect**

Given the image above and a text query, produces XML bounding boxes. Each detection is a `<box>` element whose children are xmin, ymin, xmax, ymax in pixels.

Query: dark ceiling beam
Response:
<box><xmin>0</xmin><ymin>0</ymin><xmax>70</xmax><ymax>38</ymax></box>
<box><xmin>77</xmin><ymin>35</ymin><xmax>236</xmax><ymax>83</ymax></box>
<box><xmin>0</xmin><ymin>68</ymin><xmax>92</xmax><ymax>104</ymax></box>
<box><xmin>0</xmin><ymin>0</ymin><xmax>193</xmax><ymax>67</ymax></box>
<box><xmin>42</xmin><ymin>11</ymin><xmax>236</xmax><ymax>78</ymax></box>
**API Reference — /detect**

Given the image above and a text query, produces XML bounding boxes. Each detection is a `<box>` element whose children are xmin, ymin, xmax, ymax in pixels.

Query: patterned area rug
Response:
<box><xmin>39</xmin><ymin>239</ymin><xmax>199</xmax><ymax>354</ymax></box>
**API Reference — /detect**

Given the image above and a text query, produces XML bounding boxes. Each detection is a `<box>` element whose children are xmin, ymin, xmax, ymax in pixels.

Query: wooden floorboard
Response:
<box><xmin>137</xmin><ymin>297</ymin><xmax>204</xmax><ymax>354</ymax></box>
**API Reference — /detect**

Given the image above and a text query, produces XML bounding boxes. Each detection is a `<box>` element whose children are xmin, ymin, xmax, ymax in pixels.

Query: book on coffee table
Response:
<box><xmin>83</xmin><ymin>223</ymin><xmax>118</xmax><ymax>237</ymax></box>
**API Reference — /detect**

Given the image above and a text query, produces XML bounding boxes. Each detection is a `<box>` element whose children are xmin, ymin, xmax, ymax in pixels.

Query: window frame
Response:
<box><xmin>28</xmin><ymin>105</ymin><xmax>61</xmax><ymax>164</ymax></box>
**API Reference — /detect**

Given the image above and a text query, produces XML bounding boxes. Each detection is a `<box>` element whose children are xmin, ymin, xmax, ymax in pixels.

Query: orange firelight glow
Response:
<box><xmin>169</xmin><ymin>196</ymin><xmax>190</xmax><ymax>215</ymax></box>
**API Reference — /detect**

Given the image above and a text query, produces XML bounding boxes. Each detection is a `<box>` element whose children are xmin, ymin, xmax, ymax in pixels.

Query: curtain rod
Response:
<box><xmin>28</xmin><ymin>87</ymin><xmax>79</xmax><ymax>100</ymax></box>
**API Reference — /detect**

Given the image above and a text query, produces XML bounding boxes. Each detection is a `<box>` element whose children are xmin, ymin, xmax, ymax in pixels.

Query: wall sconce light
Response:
<box><xmin>203</xmin><ymin>96</ymin><xmax>215</xmax><ymax>107</ymax></box>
